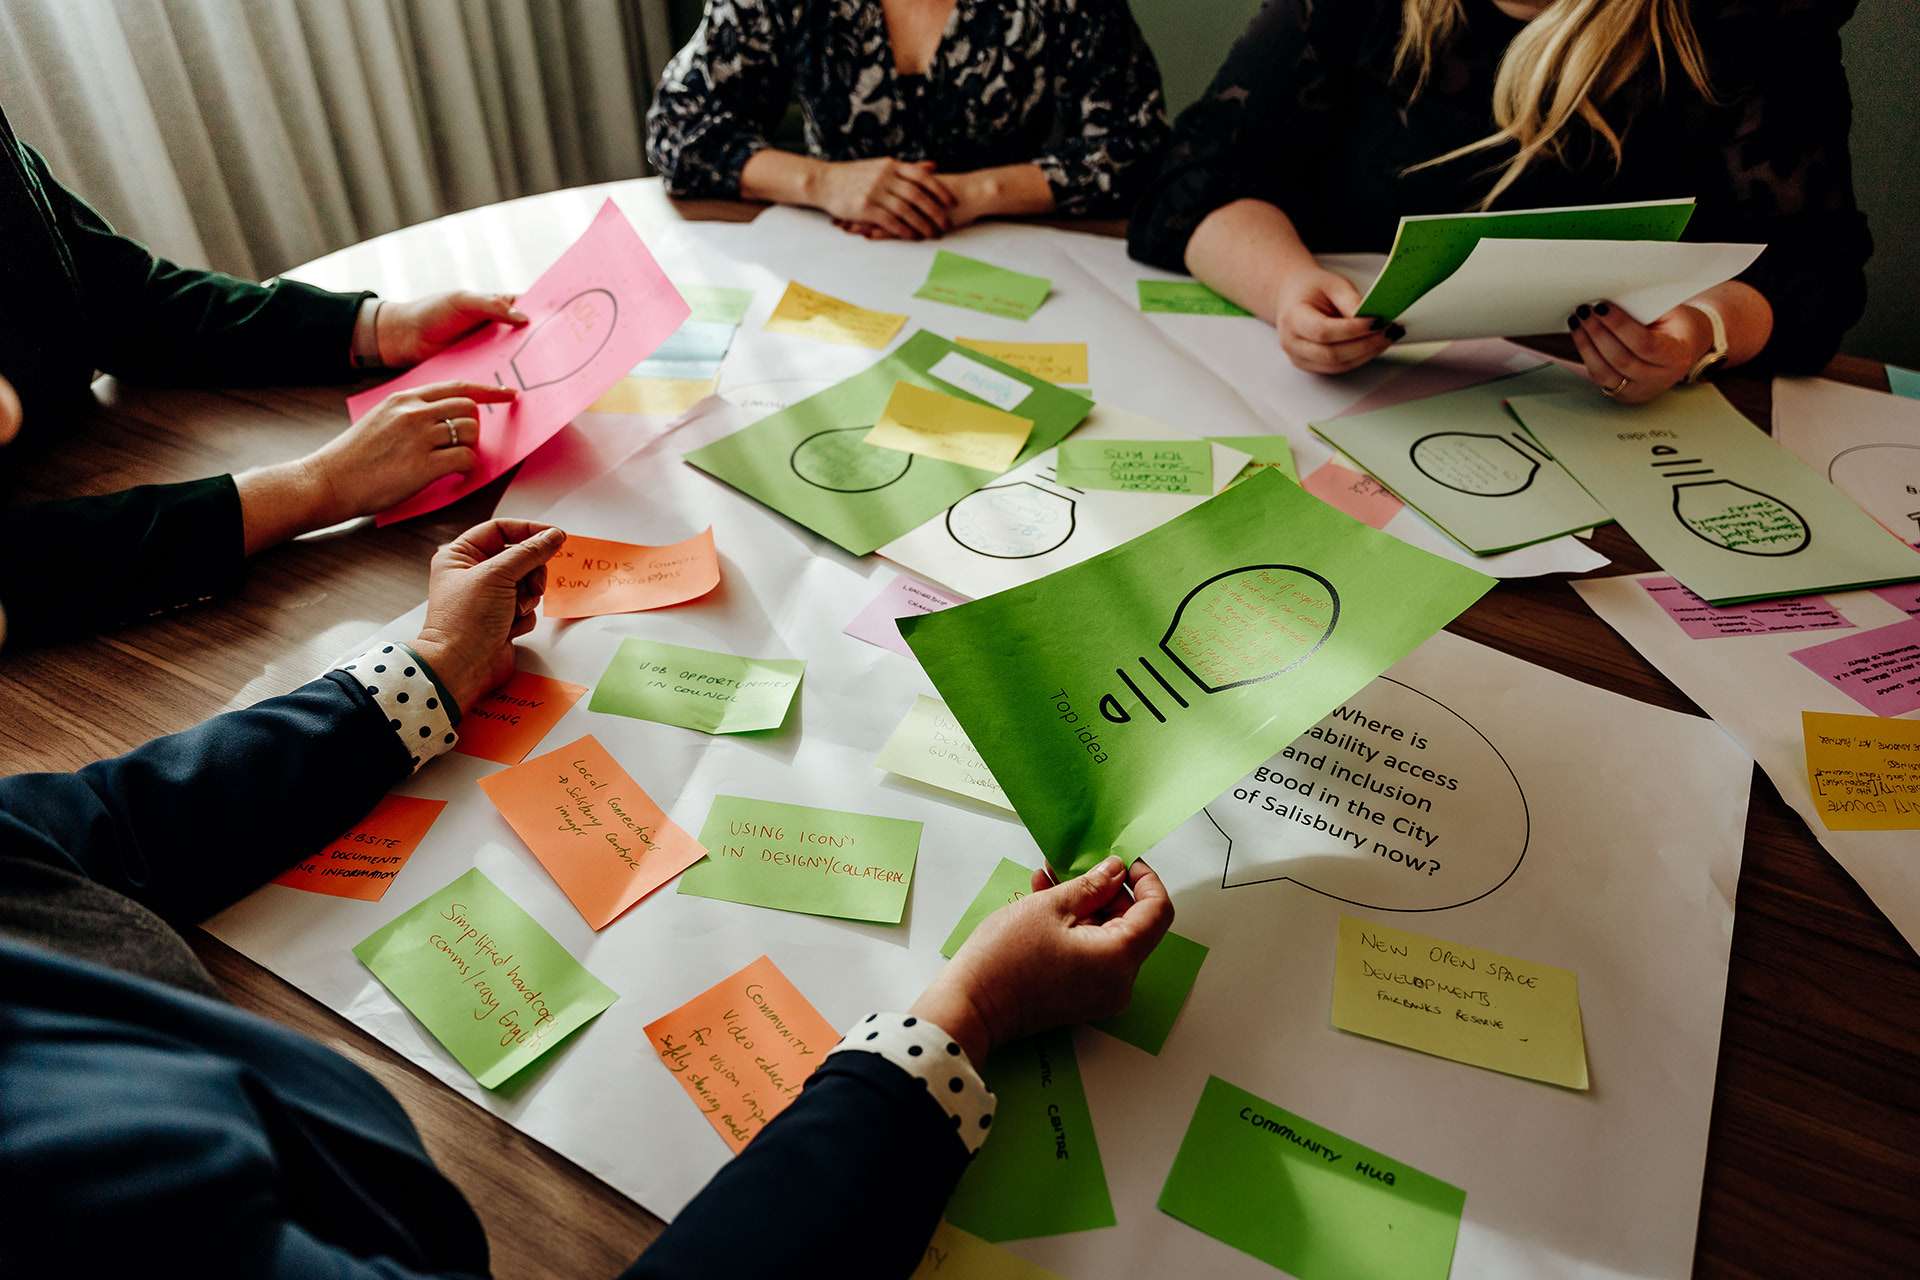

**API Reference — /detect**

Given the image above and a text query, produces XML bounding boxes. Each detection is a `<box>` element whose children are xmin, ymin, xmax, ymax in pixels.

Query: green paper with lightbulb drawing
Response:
<box><xmin>1511</xmin><ymin>385</ymin><xmax>1920</xmax><ymax>605</ymax></box>
<box><xmin>898</xmin><ymin>469</ymin><xmax>1496</xmax><ymax>878</ymax></box>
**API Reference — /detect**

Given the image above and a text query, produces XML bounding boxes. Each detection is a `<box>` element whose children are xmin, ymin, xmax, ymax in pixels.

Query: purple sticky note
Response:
<box><xmin>844</xmin><ymin>575</ymin><xmax>969</xmax><ymax>657</ymax></box>
<box><xmin>1641</xmin><ymin>577</ymin><xmax>1851</xmax><ymax>640</ymax></box>
<box><xmin>1871</xmin><ymin>583</ymin><xmax>1920</xmax><ymax>616</ymax></box>
<box><xmin>1790</xmin><ymin>617</ymin><xmax>1920</xmax><ymax>717</ymax></box>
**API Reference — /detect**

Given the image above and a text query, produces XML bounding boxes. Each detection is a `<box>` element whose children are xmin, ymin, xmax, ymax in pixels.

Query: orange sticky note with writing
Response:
<box><xmin>478</xmin><ymin>733</ymin><xmax>706</xmax><ymax>929</ymax></box>
<box><xmin>543</xmin><ymin>529</ymin><xmax>721</xmax><ymax>619</ymax></box>
<box><xmin>273</xmin><ymin>794</ymin><xmax>446</xmax><ymax>902</ymax></box>
<box><xmin>1301</xmin><ymin>459</ymin><xmax>1405</xmax><ymax>530</ymax></box>
<box><xmin>645</xmin><ymin>954</ymin><xmax>841</xmax><ymax>1152</ymax></box>
<box><xmin>455</xmin><ymin>670</ymin><xmax>588</xmax><ymax>765</ymax></box>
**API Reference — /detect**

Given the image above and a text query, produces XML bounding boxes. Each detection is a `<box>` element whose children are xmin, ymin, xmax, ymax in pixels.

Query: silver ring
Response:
<box><xmin>1601</xmin><ymin>375</ymin><xmax>1630</xmax><ymax>399</ymax></box>
<box><xmin>441</xmin><ymin>417</ymin><xmax>458</xmax><ymax>446</ymax></box>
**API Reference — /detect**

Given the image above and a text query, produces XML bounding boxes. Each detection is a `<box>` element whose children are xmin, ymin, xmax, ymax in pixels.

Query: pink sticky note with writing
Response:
<box><xmin>1790</xmin><ymin>617</ymin><xmax>1920</xmax><ymax>717</ymax></box>
<box><xmin>355</xmin><ymin>200</ymin><xmax>690</xmax><ymax>524</ymax></box>
<box><xmin>1301</xmin><ymin>460</ymin><xmax>1404</xmax><ymax>529</ymax></box>
<box><xmin>844</xmin><ymin>575</ymin><xmax>969</xmax><ymax>657</ymax></box>
<box><xmin>1642</xmin><ymin>576</ymin><xmax>1851</xmax><ymax>640</ymax></box>
<box><xmin>1871</xmin><ymin>583</ymin><xmax>1920</xmax><ymax>616</ymax></box>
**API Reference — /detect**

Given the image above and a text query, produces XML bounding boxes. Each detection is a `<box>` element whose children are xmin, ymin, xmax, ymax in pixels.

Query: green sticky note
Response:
<box><xmin>900</xmin><ymin>470</ymin><xmax>1494</xmax><ymax>876</ymax></box>
<box><xmin>1310</xmin><ymin>365</ymin><xmax>1612</xmax><ymax>554</ymax></box>
<box><xmin>1056</xmin><ymin>438</ymin><xmax>1213</xmax><ymax>495</ymax></box>
<box><xmin>590</xmin><ymin>637</ymin><xmax>803</xmax><ymax>734</ymax></box>
<box><xmin>945</xmin><ymin>1029</ymin><xmax>1115</xmax><ymax>1241</ymax></box>
<box><xmin>940</xmin><ymin>857</ymin><xmax>1036</xmax><ymax>958</ymax></box>
<box><xmin>1208</xmin><ymin>435</ymin><xmax>1298</xmax><ymax>485</ymax></box>
<box><xmin>1137</xmin><ymin>280</ymin><xmax>1251</xmax><ymax>317</ymax></box>
<box><xmin>1888</xmin><ymin>365</ymin><xmax>1920</xmax><ymax>400</ymax></box>
<box><xmin>352</xmin><ymin>868</ymin><xmax>617</xmax><ymax>1089</ymax></box>
<box><xmin>680</xmin><ymin>284</ymin><xmax>753</xmax><ymax>326</ymax></box>
<box><xmin>685</xmin><ymin>331</ymin><xmax>1093</xmax><ymax>555</ymax></box>
<box><xmin>1159</xmin><ymin>1076</ymin><xmax>1465</xmax><ymax>1279</ymax></box>
<box><xmin>677</xmin><ymin>795</ymin><xmax>922</xmax><ymax>923</ymax></box>
<box><xmin>1357</xmin><ymin>197</ymin><xmax>1694</xmax><ymax>320</ymax></box>
<box><xmin>1511</xmin><ymin>384</ymin><xmax>1920</xmax><ymax>605</ymax></box>
<box><xmin>914</xmin><ymin>251</ymin><xmax>1052</xmax><ymax>321</ymax></box>
<box><xmin>1092</xmin><ymin>930</ymin><xmax>1208</xmax><ymax>1055</ymax></box>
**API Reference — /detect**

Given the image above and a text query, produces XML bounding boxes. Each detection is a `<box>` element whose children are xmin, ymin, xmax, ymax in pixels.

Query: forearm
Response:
<box><xmin>948</xmin><ymin>164</ymin><xmax>1055</xmax><ymax>223</ymax></box>
<box><xmin>235</xmin><ymin>458</ymin><xmax>345</xmax><ymax>555</ymax></box>
<box><xmin>739</xmin><ymin>149</ymin><xmax>830</xmax><ymax>208</ymax></box>
<box><xmin>1183</xmin><ymin>199</ymin><xmax>1317</xmax><ymax>324</ymax></box>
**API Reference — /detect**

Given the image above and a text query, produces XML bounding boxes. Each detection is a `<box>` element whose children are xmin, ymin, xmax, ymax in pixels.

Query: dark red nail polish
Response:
<box><xmin>1594</xmin><ymin>302</ymin><xmax>1611</xmax><ymax>317</ymax></box>
<box><xmin>1576</xmin><ymin>304</ymin><xmax>1592</xmax><ymax>320</ymax></box>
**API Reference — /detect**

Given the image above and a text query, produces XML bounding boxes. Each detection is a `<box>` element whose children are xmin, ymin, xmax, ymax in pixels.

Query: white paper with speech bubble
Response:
<box><xmin>1772</xmin><ymin>376</ymin><xmax>1920</xmax><ymax>549</ymax></box>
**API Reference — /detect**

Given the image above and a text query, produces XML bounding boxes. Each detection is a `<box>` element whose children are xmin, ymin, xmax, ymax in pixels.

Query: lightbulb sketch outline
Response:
<box><xmin>1651</xmin><ymin>444</ymin><xmax>1811</xmax><ymax>557</ymax></box>
<box><xmin>510</xmin><ymin>288</ymin><xmax>618</xmax><ymax>389</ymax></box>
<box><xmin>1408</xmin><ymin>430</ymin><xmax>1548</xmax><ymax>497</ymax></box>
<box><xmin>789</xmin><ymin>425</ymin><xmax>914</xmax><ymax>492</ymax></box>
<box><xmin>945</xmin><ymin>480</ymin><xmax>1078</xmax><ymax>559</ymax></box>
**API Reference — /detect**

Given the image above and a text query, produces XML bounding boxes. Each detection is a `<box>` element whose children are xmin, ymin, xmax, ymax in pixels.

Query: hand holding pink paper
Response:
<box><xmin>354</xmin><ymin>200</ymin><xmax>689</xmax><ymax>524</ymax></box>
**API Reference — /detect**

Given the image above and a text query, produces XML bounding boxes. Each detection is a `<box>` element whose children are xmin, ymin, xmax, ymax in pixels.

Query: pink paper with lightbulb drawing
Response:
<box><xmin>353</xmin><ymin>199</ymin><xmax>690</xmax><ymax>524</ymax></box>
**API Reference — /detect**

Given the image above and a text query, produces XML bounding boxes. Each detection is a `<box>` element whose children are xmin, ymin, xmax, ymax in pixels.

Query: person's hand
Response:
<box><xmin>1568</xmin><ymin>300</ymin><xmax>1713</xmax><ymax>405</ymax></box>
<box><xmin>1274</xmin><ymin>264</ymin><xmax>1399</xmax><ymax>375</ymax></box>
<box><xmin>377</xmin><ymin>291</ymin><xmax>529</xmax><ymax>367</ymax></box>
<box><xmin>908</xmin><ymin>856</ymin><xmax>1174</xmax><ymax>1063</ymax></box>
<box><xmin>407</xmin><ymin>520</ymin><xmax>567</xmax><ymax>713</ymax></box>
<box><xmin>812</xmin><ymin>158</ymin><xmax>956</xmax><ymax>241</ymax></box>
<box><xmin>0</xmin><ymin>372</ymin><xmax>20</xmax><ymax>447</ymax></box>
<box><xmin>300</xmin><ymin>379</ymin><xmax>517</xmax><ymax>523</ymax></box>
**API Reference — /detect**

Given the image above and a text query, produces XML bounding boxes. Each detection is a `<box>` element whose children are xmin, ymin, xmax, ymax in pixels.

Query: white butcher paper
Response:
<box><xmin>1577</xmin><ymin>571</ymin><xmax>1920</xmax><ymax>952</ymax></box>
<box><xmin>1772</xmin><ymin>376</ymin><xmax>1920</xmax><ymax>548</ymax></box>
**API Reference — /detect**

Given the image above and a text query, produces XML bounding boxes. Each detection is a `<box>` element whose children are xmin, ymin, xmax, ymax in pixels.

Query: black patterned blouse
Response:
<box><xmin>1128</xmin><ymin>0</ymin><xmax>1872</xmax><ymax>373</ymax></box>
<box><xmin>646</xmin><ymin>0</ymin><xmax>1170</xmax><ymax>216</ymax></box>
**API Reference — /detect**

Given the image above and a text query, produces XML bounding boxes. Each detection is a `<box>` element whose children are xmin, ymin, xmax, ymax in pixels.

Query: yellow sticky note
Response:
<box><xmin>1331</xmin><ymin>915</ymin><xmax>1588</xmax><ymax>1089</ymax></box>
<box><xmin>1803</xmin><ymin>709</ymin><xmax>1920</xmax><ymax>830</ymax></box>
<box><xmin>865</xmin><ymin>381</ymin><xmax>1033</xmax><ymax>473</ymax></box>
<box><xmin>764</xmin><ymin>280</ymin><xmax>907</xmax><ymax>349</ymax></box>
<box><xmin>877</xmin><ymin>694</ymin><xmax>1015</xmax><ymax>811</ymax></box>
<box><xmin>589</xmin><ymin>376</ymin><xmax>714</xmax><ymax>415</ymax></box>
<box><xmin>912</xmin><ymin>1220</ymin><xmax>1063</xmax><ymax>1279</ymax></box>
<box><xmin>956</xmin><ymin>339</ymin><xmax>1089</xmax><ymax>386</ymax></box>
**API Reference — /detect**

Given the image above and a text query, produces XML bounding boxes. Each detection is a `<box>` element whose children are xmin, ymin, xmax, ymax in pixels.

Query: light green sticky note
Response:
<box><xmin>945</xmin><ymin>1029</ymin><xmax>1115</xmax><ymax>1242</ymax></box>
<box><xmin>677</xmin><ymin>795</ymin><xmax>921</xmax><ymax>923</ymax></box>
<box><xmin>1310</xmin><ymin>365</ymin><xmax>1612</xmax><ymax>554</ymax></box>
<box><xmin>1137</xmin><ymin>280</ymin><xmax>1252</xmax><ymax>317</ymax></box>
<box><xmin>1056</xmin><ymin>438</ymin><xmax>1212</xmax><ymax>495</ymax></box>
<box><xmin>1512</xmin><ymin>384</ymin><xmax>1920</xmax><ymax>605</ymax></box>
<box><xmin>679</xmin><ymin>284</ymin><xmax>753</xmax><ymax>326</ymax></box>
<box><xmin>1357</xmin><ymin>197</ymin><xmax>1695</xmax><ymax>320</ymax></box>
<box><xmin>914</xmin><ymin>251</ymin><xmax>1051</xmax><ymax>321</ymax></box>
<box><xmin>1208</xmin><ymin>435</ymin><xmax>1299</xmax><ymax>485</ymax></box>
<box><xmin>352</xmin><ymin>868</ymin><xmax>617</xmax><ymax>1089</ymax></box>
<box><xmin>1092</xmin><ymin>930</ymin><xmax>1208</xmax><ymax>1055</ymax></box>
<box><xmin>1159</xmin><ymin>1076</ymin><xmax>1465</xmax><ymax>1279</ymax></box>
<box><xmin>939</xmin><ymin>857</ymin><xmax>1035</xmax><ymax>958</ymax></box>
<box><xmin>685</xmin><ymin>331</ymin><xmax>1093</xmax><ymax>555</ymax></box>
<box><xmin>879</xmin><ymin>695</ymin><xmax>1016</xmax><ymax>813</ymax></box>
<box><xmin>1888</xmin><ymin>365</ymin><xmax>1920</xmax><ymax>400</ymax></box>
<box><xmin>590</xmin><ymin>637</ymin><xmax>803</xmax><ymax>734</ymax></box>
<box><xmin>900</xmin><ymin>470</ymin><xmax>1494</xmax><ymax>876</ymax></box>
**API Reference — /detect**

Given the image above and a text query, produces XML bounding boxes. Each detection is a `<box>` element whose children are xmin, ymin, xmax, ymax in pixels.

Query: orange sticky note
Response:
<box><xmin>1302</xmin><ymin>460</ymin><xmax>1405</xmax><ymax>529</ymax></box>
<box><xmin>478</xmin><ymin>733</ymin><xmax>706</xmax><ymax>929</ymax></box>
<box><xmin>273</xmin><ymin>794</ymin><xmax>446</xmax><ymax>902</ymax></box>
<box><xmin>454</xmin><ymin>670</ymin><xmax>588</xmax><ymax>764</ymax></box>
<box><xmin>543</xmin><ymin>529</ymin><xmax>721</xmax><ymax>620</ymax></box>
<box><xmin>645</xmin><ymin>954</ymin><xmax>842</xmax><ymax>1152</ymax></box>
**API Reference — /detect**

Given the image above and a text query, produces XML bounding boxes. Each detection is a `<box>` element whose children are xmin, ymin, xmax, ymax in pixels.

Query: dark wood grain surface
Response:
<box><xmin>2</xmin><ymin>189</ymin><xmax>1913</xmax><ymax>1279</ymax></box>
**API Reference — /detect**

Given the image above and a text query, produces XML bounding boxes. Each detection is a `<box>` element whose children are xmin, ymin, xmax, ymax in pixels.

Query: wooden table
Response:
<box><xmin>3</xmin><ymin>181</ymin><xmax>1914</xmax><ymax>1278</ymax></box>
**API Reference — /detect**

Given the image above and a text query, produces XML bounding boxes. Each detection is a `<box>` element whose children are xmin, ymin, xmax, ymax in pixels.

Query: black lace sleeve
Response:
<box><xmin>644</xmin><ymin>0</ymin><xmax>797</xmax><ymax>198</ymax></box>
<box><xmin>1033</xmin><ymin>0</ymin><xmax>1171</xmax><ymax>216</ymax></box>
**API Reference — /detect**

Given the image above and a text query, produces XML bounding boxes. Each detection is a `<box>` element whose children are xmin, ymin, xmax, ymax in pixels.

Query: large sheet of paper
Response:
<box><xmin>1772</xmin><ymin>376</ymin><xmax>1920</xmax><ymax>547</ymax></box>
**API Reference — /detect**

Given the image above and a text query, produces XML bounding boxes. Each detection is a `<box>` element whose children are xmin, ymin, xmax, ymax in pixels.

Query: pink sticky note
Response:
<box><xmin>1790</xmin><ymin>617</ymin><xmax>1920</xmax><ymax>717</ymax></box>
<box><xmin>1871</xmin><ymin>583</ymin><xmax>1920</xmax><ymax>616</ymax></box>
<box><xmin>1642</xmin><ymin>576</ymin><xmax>1851</xmax><ymax>640</ymax></box>
<box><xmin>1301</xmin><ymin>460</ymin><xmax>1404</xmax><ymax>529</ymax></box>
<box><xmin>844</xmin><ymin>575</ymin><xmax>969</xmax><ymax>657</ymax></box>
<box><xmin>1332</xmin><ymin>339</ymin><xmax>1543</xmax><ymax>420</ymax></box>
<box><xmin>354</xmin><ymin>200</ymin><xmax>690</xmax><ymax>524</ymax></box>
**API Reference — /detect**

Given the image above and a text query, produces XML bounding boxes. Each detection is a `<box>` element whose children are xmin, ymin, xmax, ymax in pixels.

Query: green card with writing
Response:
<box><xmin>945</xmin><ymin>1029</ymin><xmax>1115</xmax><ymax>1241</ymax></box>
<box><xmin>940</xmin><ymin>857</ymin><xmax>1037</xmax><ymax>958</ymax></box>
<box><xmin>352</xmin><ymin>868</ymin><xmax>618</xmax><ymax>1089</ymax></box>
<box><xmin>680</xmin><ymin>284</ymin><xmax>753</xmax><ymax>326</ymax></box>
<box><xmin>677</xmin><ymin>795</ymin><xmax>922</xmax><ymax>923</ymax></box>
<box><xmin>1208</xmin><ymin>435</ymin><xmax>1298</xmax><ymax>484</ymax></box>
<box><xmin>685</xmin><ymin>331</ymin><xmax>1092</xmax><ymax>555</ymax></box>
<box><xmin>900</xmin><ymin>470</ymin><xmax>1493</xmax><ymax>876</ymax></box>
<box><xmin>590</xmin><ymin>637</ymin><xmax>803</xmax><ymax>733</ymax></box>
<box><xmin>914</xmin><ymin>250</ymin><xmax>1052</xmax><ymax>321</ymax></box>
<box><xmin>1158</xmin><ymin>1076</ymin><xmax>1465</xmax><ymax>1279</ymax></box>
<box><xmin>1092</xmin><ymin>930</ymin><xmax>1208</xmax><ymax>1055</ymax></box>
<box><xmin>1056</xmin><ymin>438</ymin><xmax>1212</xmax><ymax>495</ymax></box>
<box><xmin>1137</xmin><ymin>280</ymin><xmax>1251</xmax><ymax>317</ymax></box>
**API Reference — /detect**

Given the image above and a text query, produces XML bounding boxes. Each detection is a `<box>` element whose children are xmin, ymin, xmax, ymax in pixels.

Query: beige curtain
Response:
<box><xmin>0</xmin><ymin>0</ymin><xmax>673</xmax><ymax>278</ymax></box>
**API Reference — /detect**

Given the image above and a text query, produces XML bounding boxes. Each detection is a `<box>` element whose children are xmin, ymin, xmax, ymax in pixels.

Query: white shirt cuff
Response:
<box><xmin>828</xmin><ymin>1012</ymin><xmax>998</xmax><ymax>1155</ymax></box>
<box><xmin>338</xmin><ymin>640</ymin><xmax>458</xmax><ymax>775</ymax></box>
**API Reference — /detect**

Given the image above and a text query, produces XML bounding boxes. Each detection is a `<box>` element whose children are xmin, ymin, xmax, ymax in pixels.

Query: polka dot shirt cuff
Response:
<box><xmin>338</xmin><ymin>641</ymin><xmax>458</xmax><ymax>775</ymax></box>
<box><xmin>829</xmin><ymin>1013</ymin><xmax>997</xmax><ymax>1155</ymax></box>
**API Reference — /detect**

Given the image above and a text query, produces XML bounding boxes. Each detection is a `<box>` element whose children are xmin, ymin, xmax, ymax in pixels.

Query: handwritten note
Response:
<box><xmin>1642</xmin><ymin>577</ymin><xmax>1850</xmax><ymax>640</ymax></box>
<box><xmin>1055</xmin><ymin>438</ymin><xmax>1212</xmax><ymax>495</ymax></box>
<box><xmin>352</xmin><ymin>867</ymin><xmax>617</xmax><ymax>1088</ymax></box>
<box><xmin>1872</xmin><ymin>583</ymin><xmax>1920</xmax><ymax>615</ymax></box>
<box><xmin>844</xmin><ymin>576</ymin><xmax>970</xmax><ymax>659</ymax></box>
<box><xmin>677</xmin><ymin>795</ymin><xmax>922</xmax><ymax>923</ymax></box>
<box><xmin>913</xmin><ymin>1222</ymin><xmax>1063</xmax><ymax>1279</ymax></box>
<box><xmin>878</xmin><ymin>695</ymin><xmax>1014</xmax><ymax>812</ymax></box>
<box><xmin>454</xmin><ymin>670</ymin><xmax>588</xmax><ymax>765</ymax></box>
<box><xmin>273</xmin><ymin>794</ymin><xmax>445</xmax><ymax>902</ymax></box>
<box><xmin>914</xmin><ymin>251</ymin><xmax>1052</xmax><ymax>321</ymax></box>
<box><xmin>1136</xmin><ymin>280</ymin><xmax>1251</xmax><ymax>317</ymax></box>
<box><xmin>1802</xmin><ymin>709</ymin><xmax>1920</xmax><ymax>830</ymax></box>
<box><xmin>589</xmin><ymin>637</ymin><xmax>804</xmax><ymax>734</ymax></box>
<box><xmin>1790</xmin><ymin>618</ymin><xmax>1920</xmax><ymax>717</ymax></box>
<box><xmin>1302</xmin><ymin>459</ymin><xmax>1405</xmax><ymax>529</ymax></box>
<box><xmin>478</xmin><ymin>734</ymin><xmax>706</xmax><ymax>929</ymax></box>
<box><xmin>588</xmin><ymin>375</ymin><xmax>714</xmax><ymax>416</ymax></box>
<box><xmin>865</xmin><ymin>381</ymin><xmax>1035</xmax><ymax>473</ymax></box>
<box><xmin>764</xmin><ymin>281</ymin><xmax>906</xmax><ymax>348</ymax></box>
<box><xmin>644</xmin><ymin>954</ymin><xmax>840</xmax><ymax>1152</ymax></box>
<box><xmin>956</xmin><ymin>339</ymin><xmax>1088</xmax><ymax>386</ymax></box>
<box><xmin>542</xmin><ymin>529</ymin><xmax>720</xmax><ymax>619</ymax></box>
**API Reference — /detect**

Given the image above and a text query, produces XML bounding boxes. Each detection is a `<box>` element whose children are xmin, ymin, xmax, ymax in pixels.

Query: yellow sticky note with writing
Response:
<box><xmin>912</xmin><ymin>1220</ymin><xmax>1063</xmax><ymax>1279</ymax></box>
<box><xmin>764</xmin><ymin>281</ymin><xmax>907</xmax><ymax>349</ymax></box>
<box><xmin>1331</xmin><ymin>915</ymin><xmax>1588</xmax><ymax>1089</ymax></box>
<box><xmin>589</xmin><ymin>376</ymin><xmax>714</xmax><ymax>415</ymax></box>
<box><xmin>1802</xmin><ymin>709</ymin><xmax>1920</xmax><ymax>830</ymax></box>
<box><xmin>865</xmin><ymin>381</ymin><xmax>1033</xmax><ymax>473</ymax></box>
<box><xmin>956</xmin><ymin>339</ymin><xmax>1089</xmax><ymax>386</ymax></box>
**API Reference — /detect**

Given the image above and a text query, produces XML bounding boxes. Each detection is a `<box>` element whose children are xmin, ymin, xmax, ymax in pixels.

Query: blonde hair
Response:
<box><xmin>1394</xmin><ymin>0</ymin><xmax>1713</xmax><ymax>206</ymax></box>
